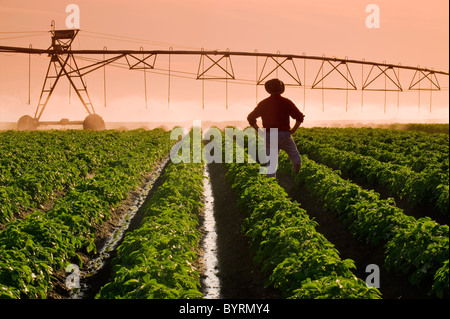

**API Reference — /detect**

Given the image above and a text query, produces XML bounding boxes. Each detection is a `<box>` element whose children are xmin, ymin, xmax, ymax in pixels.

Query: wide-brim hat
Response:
<box><xmin>265</xmin><ymin>78</ymin><xmax>285</xmax><ymax>95</ymax></box>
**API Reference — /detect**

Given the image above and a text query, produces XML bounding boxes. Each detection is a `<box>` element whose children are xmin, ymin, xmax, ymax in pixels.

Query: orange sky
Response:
<box><xmin>0</xmin><ymin>0</ymin><xmax>448</xmax><ymax>125</ymax></box>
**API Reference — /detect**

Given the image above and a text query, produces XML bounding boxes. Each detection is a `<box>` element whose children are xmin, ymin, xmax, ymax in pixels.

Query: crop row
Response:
<box><xmin>223</xmin><ymin>133</ymin><xmax>381</xmax><ymax>299</ymax></box>
<box><xmin>0</xmin><ymin>130</ymin><xmax>172</xmax><ymax>224</ymax></box>
<box><xmin>97</xmin><ymin>154</ymin><xmax>204</xmax><ymax>298</ymax></box>
<box><xmin>0</xmin><ymin>131</ymin><xmax>82</xmax><ymax>224</ymax></box>
<box><xmin>0</xmin><ymin>129</ymin><xmax>173</xmax><ymax>298</ymax></box>
<box><xmin>292</xmin><ymin>135</ymin><xmax>449</xmax><ymax>216</ymax></box>
<box><xmin>294</xmin><ymin>127</ymin><xmax>449</xmax><ymax>173</ymax></box>
<box><xmin>278</xmin><ymin>153</ymin><xmax>449</xmax><ymax>298</ymax></box>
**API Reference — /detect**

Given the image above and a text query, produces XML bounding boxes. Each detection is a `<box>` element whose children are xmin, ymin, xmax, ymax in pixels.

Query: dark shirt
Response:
<box><xmin>247</xmin><ymin>95</ymin><xmax>304</xmax><ymax>131</ymax></box>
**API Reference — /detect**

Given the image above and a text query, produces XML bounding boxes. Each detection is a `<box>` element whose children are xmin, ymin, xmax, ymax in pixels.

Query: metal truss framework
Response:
<box><xmin>34</xmin><ymin>29</ymin><xmax>96</xmax><ymax>121</ymax></box>
<box><xmin>362</xmin><ymin>64</ymin><xmax>402</xmax><ymax>91</ymax></box>
<box><xmin>0</xmin><ymin>28</ymin><xmax>448</xmax><ymax>124</ymax></box>
<box><xmin>312</xmin><ymin>59</ymin><xmax>357</xmax><ymax>90</ymax></box>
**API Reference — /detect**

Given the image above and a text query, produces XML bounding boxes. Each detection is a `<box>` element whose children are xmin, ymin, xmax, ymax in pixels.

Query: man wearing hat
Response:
<box><xmin>247</xmin><ymin>78</ymin><xmax>304</xmax><ymax>176</ymax></box>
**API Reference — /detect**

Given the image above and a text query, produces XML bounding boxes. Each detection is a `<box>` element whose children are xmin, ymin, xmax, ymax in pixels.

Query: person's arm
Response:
<box><xmin>289</xmin><ymin>119</ymin><xmax>301</xmax><ymax>134</ymax></box>
<box><xmin>288</xmin><ymin>101</ymin><xmax>305</xmax><ymax>134</ymax></box>
<box><xmin>247</xmin><ymin>106</ymin><xmax>261</xmax><ymax>131</ymax></box>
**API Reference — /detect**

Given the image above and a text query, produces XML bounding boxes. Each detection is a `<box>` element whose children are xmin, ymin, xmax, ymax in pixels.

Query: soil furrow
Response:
<box><xmin>207</xmin><ymin>163</ymin><xmax>281</xmax><ymax>299</ymax></box>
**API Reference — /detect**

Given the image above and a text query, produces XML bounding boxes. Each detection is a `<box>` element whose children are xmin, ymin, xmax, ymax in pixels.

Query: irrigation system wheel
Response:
<box><xmin>17</xmin><ymin>115</ymin><xmax>38</xmax><ymax>131</ymax></box>
<box><xmin>83</xmin><ymin>114</ymin><xmax>106</xmax><ymax>131</ymax></box>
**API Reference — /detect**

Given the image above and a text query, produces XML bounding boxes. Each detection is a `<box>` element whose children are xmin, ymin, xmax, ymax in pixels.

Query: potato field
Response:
<box><xmin>0</xmin><ymin>125</ymin><xmax>448</xmax><ymax>303</ymax></box>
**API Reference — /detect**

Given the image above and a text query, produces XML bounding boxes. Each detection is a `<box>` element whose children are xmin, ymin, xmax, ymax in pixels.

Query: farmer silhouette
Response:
<box><xmin>247</xmin><ymin>78</ymin><xmax>304</xmax><ymax>177</ymax></box>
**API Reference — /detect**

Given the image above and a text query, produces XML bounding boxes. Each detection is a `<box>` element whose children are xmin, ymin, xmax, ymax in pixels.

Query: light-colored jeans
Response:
<box><xmin>264</xmin><ymin>130</ymin><xmax>301</xmax><ymax>177</ymax></box>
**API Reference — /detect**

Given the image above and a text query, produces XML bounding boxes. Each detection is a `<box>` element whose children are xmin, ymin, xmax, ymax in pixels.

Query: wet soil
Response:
<box><xmin>207</xmin><ymin>163</ymin><xmax>281</xmax><ymax>299</ymax></box>
<box><xmin>277</xmin><ymin>172</ymin><xmax>434</xmax><ymax>299</ymax></box>
<box><xmin>48</xmin><ymin>159</ymin><xmax>170</xmax><ymax>299</ymax></box>
<box><xmin>49</xmin><ymin>160</ymin><xmax>280</xmax><ymax>300</ymax></box>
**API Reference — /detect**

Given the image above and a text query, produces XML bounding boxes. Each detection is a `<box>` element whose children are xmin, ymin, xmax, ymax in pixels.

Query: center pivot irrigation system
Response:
<box><xmin>0</xmin><ymin>23</ymin><xmax>448</xmax><ymax>130</ymax></box>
